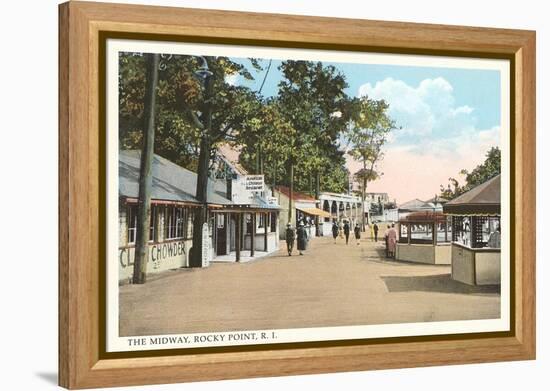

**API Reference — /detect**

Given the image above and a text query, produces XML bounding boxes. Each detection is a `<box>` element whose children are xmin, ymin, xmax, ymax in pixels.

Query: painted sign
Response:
<box><xmin>232</xmin><ymin>175</ymin><xmax>265</xmax><ymax>204</ymax></box>
<box><xmin>201</xmin><ymin>222</ymin><xmax>211</xmax><ymax>267</ymax></box>
<box><xmin>267</xmin><ymin>196</ymin><xmax>278</xmax><ymax>206</ymax></box>
<box><xmin>118</xmin><ymin>240</ymin><xmax>187</xmax><ymax>281</ymax></box>
<box><xmin>243</xmin><ymin>175</ymin><xmax>264</xmax><ymax>192</ymax></box>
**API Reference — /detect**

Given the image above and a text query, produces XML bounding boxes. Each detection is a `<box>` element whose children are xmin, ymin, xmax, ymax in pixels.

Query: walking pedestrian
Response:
<box><xmin>369</xmin><ymin>223</ymin><xmax>374</xmax><ymax>241</ymax></box>
<box><xmin>373</xmin><ymin>223</ymin><xmax>379</xmax><ymax>242</ymax></box>
<box><xmin>285</xmin><ymin>223</ymin><xmax>295</xmax><ymax>256</ymax></box>
<box><xmin>297</xmin><ymin>221</ymin><xmax>308</xmax><ymax>255</ymax></box>
<box><xmin>343</xmin><ymin>220</ymin><xmax>350</xmax><ymax>245</ymax></box>
<box><xmin>331</xmin><ymin>221</ymin><xmax>339</xmax><ymax>243</ymax></box>
<box><xmin>354</xmin><ymin>223</ymin><xmax>361</xmax><ymax>245</ymax></box>
<box><xmin>387</xmin><ymin>223</ymin><xmax>397</xmax><ymax>258</ymax></box>
<box><xmin>384</xmin><ymin>224</ymin><xmax>390</xmax><ymax>257</ymax></box>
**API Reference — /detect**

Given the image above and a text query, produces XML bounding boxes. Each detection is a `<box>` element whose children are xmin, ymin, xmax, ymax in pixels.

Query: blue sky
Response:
<box><xmin>228</xmin><ymin>57</ymin><xmax>502</xmax><ymax>202</ymax></box>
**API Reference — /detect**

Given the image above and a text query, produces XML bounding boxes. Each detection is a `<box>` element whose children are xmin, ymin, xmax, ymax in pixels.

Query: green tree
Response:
<box><xmin>120</xmin><ymin>53</ymin><xmax>266</xmax><ymax>268</ymax></box>
<box><xmin>118</xmin><ymin>53</ymin><xmax>263</xmax><ymax>170</ymax></box>
<box><xmin>275</xmin><ymin>60</ymin><xmax>352</xmax><ymax>223</ymax></box>
<box><xmin>347</xmin><ymin>96</ymin><xmax>397</xmax><ymax>230</ymax></box>
<box><xmin>440</xmin><ymin>147</ymin><xmax>501</xmax><ymax>199</ymax></box>
<box><xmin>236</xmin><ymin>99</ymin><xmax>297</xmax><ymax>191</ymax></box>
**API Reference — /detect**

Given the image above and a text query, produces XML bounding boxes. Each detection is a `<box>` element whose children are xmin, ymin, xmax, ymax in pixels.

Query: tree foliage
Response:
<box><xmin>259</xmin><ymin>60</ymin><xmax>353</xmax><ymax>194</ymax></box>
<box><xmin>119</xmin><ymin>53</ymin><xmax>264</xmax><ymax>170</ymax></box>
<box><xmin>440</xmin><ymin>146</ymin><xmax>501</xmax><ymax>199</ymax></box>
<box><xmin>347</xmin><ymin>97</ymin><xmax>397</xmax><ymax>193</ymax></box>
<box><xmin>119</xmin><ymin>54</ymin><xmax>398</xmax><ymax>197</ymax></box>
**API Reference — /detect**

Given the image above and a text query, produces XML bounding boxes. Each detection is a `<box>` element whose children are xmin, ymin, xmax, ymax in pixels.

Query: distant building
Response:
<box><xmin>318</xmin><ymin>192</ymin><xmax>362</xmax><ymax>235</ymax></box>
<box><xmin>363</xmin><ymin>192</ymin><xmax>397</xmax><ymax>222</ymax></box>
<box><xmin>397</xmin><ymin>198</ymin><xmax>442</xmax><ymax>221</ymax></box>
<box><xmin>273</xmin><ymin>186</ymin><xmax>329</xmax><ymax>239</ymax></box>
<box><xmin>365</xmin><ymin>192</ymin><xmax>390</xmax><ymax>205</ymax></box>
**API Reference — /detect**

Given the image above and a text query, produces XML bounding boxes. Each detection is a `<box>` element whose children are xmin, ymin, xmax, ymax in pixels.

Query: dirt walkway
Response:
<box><xmin>119</xmin><ymin>236</ymin><xmax>500</xmax><ymax>336</ymax></box>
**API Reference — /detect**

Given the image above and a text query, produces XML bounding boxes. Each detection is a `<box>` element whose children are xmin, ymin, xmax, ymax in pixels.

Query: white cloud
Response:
<box><xmin>351</xmin><ymin>77</ymin><xmax>500</xmax><ymax>203</ymax></box>
<box><xmin>358</xmin><ymin>77</ymin><xmax>477</xmax><ymax>142</ymax></box>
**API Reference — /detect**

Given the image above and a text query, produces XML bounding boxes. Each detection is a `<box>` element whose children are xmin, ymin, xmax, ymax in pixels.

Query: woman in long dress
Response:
<box><xmin>387</xmin><ymin>223</ymin><xmax>398</xmax><ymax>258</ymax></box>
<box><xmin>297</xmin><ymin>222</ymin><xmax>308</xmax><ymax>255</ymax></box>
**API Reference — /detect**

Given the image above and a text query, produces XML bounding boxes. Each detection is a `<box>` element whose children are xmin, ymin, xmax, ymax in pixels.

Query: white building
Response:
<box><xmin>318</xmin><ymin>192</ymin><xmax>362</xmax><ymax>235</ymax></box>
<box><xmin>272</xmin><ymin>186</ymin><xmax>328</xmax><ymax>239</ymax></box>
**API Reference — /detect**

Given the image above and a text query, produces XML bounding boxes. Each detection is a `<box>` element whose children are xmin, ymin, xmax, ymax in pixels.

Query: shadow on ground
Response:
<box><xmin>362</xmin><ymin>247</ymin><xmax>412</xmax><ymax>266</ymax></box>
<box><xmin>381</xmin><ymin>273</ymin><xmax>500</xmax><ymax>295</ymax></box>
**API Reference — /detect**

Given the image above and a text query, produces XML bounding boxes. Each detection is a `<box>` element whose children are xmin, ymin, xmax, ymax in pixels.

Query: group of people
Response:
<box><xmin>331</xmin><ymin>220</ymin><xmax>362</xmax><ymax>245</ymax></box>
<box><xmin>285</xmin><ymin>221</ymin><xmax>309</xmax><ymax>256</ymax></box>
<box><xmin>284</xmin><ymin>219</ymin><xmax>398</xmax><ymax>258</ymax></box>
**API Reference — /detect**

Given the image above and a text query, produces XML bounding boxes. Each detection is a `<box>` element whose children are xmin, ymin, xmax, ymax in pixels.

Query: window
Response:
<box><xmin>479</xmin><ymin>216</ymin><xmax>501</xmax><ymax>248</ymax></box>
<box><xmin>452</xmin><ymin>216</ymin><xmax>501</xmax><ymax>249</ymax></box>
<box><xmin>186</xmin><ymin>209</ymin><xmax>194</xmax><ymax>239</ymax></box>
<box><xmin>270</xmin><ymin>212</ymin><xmax>277</xmax><ymax>233</ymax></box>
<box><xmin>410</xmin><ymin>223</ymin><xmax>432</xmax><ymax>242</ymax></box>
<box><xmin>127</xmin><ymin>205</ymin><xmax>137</xmax><ymax>244</ymax></box>
<box><xmin>246</xmin><ymin>214</ymin><xmax>253</xmax><ymax>234</ymax></box>
<box><xmin>149</xmin><ymin>205</ymin><xmax>157</xmax><ymax>242</ymax></box>
<box><xmin>166</xmin><ymin>206</ymin><xmax>185</xmax><ymax>240</ymax></box>
<box><xmin>127</xmin><ymin>204</ymin><xmax>157</xmax><ymax>244</ymax></box>
<box><xmin>399</xmin><ymin>223</ymin><xmax>408</xmax><ymax>243</ymax></box>
<box><xmin>435</xmin><ymin>217</ymin><xmax>451</xmax><ymax>243</ymax></box>
<box><xmin>484</xmin><ymin>217</ymin><xmax>501</xmax><ymax>248</ymax></box>
<box><xmin>452</xmin><ymin>216</ymin><xmax>471</xmax><ymax>246</ymax></box>
<box><xmin>217</xmin><ymin>213</ymin><xmax>225</xmax><ymax>229</ymax></box>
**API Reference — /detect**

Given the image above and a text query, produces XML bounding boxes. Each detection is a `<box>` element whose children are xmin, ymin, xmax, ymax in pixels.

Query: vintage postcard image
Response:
<box><xmin>105</xmin><ymin>40</ymin><xmax>510</xmax><ymax>352</ymax></box>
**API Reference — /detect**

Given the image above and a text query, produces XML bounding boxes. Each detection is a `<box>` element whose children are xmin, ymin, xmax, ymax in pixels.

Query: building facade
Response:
<box><xmin>118</xmin><ymin>150</ymin><xmax>279</xmax><ymax>283</ymax></box>
<box><xmin>272</xmin><ymin>186</ymin><xmax>327</xmax><ymax>239</ymax></box>
<box><xmin>318</xmin><ymin>192</ymin><xmax>362</xmax><ymax>235</ymax></box>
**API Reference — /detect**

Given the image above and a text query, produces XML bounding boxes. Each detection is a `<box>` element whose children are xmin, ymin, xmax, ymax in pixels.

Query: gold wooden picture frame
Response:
<box><xmin>59</xmin><ymin>1</ymin><xmax>536</xmax><ymax>389</ymax></box>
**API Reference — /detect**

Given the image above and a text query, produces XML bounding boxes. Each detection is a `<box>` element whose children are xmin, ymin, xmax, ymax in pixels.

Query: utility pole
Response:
<box><xmin>288</xmin><ymin>161</ymin><xmax>294</xmax><ymax>226</ymax></box>
<box><xmin>132</xmin><ymin>53</ymin><xmax>160</xmax><ymax>284</ymax></box>
<box><xmin>190</xmin><ymin>61</ymin><xmax>214</xmax><ymax>268</ymax></box>
<box><xmin>361</xmin><ymin>164</ymin><xmax>367</xmax><ymax>232</ymax></box>
<box><xmin>315</xmin><ymin>170</ymin><xmax>320</xmax><ymax>236</ymax></box>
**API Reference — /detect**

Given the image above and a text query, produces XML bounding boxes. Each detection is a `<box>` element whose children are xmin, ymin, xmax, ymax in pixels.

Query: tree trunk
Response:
<box><xmin>315</xmin><ymin>170</ymin><xmax>320</xmax><ymax>236</ymax></box>
<box><xmin>288</xmin><ymin>161</ymin><xmax>294</xmax><ymax>225</ymax></box>
<box><xmin>362</xmin><ymin>178</ymin><xmax>367</xmax><ymax>232</ymax></box>
<box><xmin>132</xmin><ymin>53</ymin><xmax>160</xmax><ymax>284</ymax></box>
<box><xmin>190</xmin><ymin>73</ymin><xmax>214</xmax><ymax>268</ymax></box>
<box><xmin>361</xmin><ymin>161</ymin><xmax>367</xmax><ymax>232</ymax></box>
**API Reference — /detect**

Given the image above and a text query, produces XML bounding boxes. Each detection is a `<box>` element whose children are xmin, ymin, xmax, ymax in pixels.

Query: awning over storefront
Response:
<box><xmin>296</xmin><ymin>207</ymin><xmax>331</xmax><ymax>218</ymax></box>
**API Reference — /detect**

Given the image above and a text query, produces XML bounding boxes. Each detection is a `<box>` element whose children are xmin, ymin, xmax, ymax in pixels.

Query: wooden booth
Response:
<box><xmin>396</xmin><ymin>211</ymin><xmax>452</xmax><ymax>264</ymax></box>
<box><xmin>443</xmin><ymin>175</ymin><xmax>501</xmax><ymax>286</ymax></box>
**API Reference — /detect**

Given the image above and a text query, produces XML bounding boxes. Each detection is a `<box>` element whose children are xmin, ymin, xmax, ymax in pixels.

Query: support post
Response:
<box><xmin>235</xmin><ymin>214</ymin><xmax>241</xmax><ymax>262</ymax></box>
<box><xmin>251</xmin><ymin>213</ymin><xmax>256</xmax><ymax>257</ymax></box>
<box><xmin>190</xmin><ymin>69</ymin><xmax>214</xmax><ymax>268</ymax></box>
<box><xmin>264</xmin><ymin>212</ymin><xmax>268</xmax><ymax>251</ymax></box>
<box><xmin>132</xmin><ymin>53</ymin><xmax>160</xmax><ymax>285</ymax></box>
<box><xmin>288</xmin><ymin>162</ymin><xmax>294</xmax><ymax>225</ymax></box>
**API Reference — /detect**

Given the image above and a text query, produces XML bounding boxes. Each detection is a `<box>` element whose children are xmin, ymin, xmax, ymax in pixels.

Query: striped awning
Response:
<box><xmin>296</xmin><ymin>207</ymin><xmax>331</xmax><ymax>218</ymax></box>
